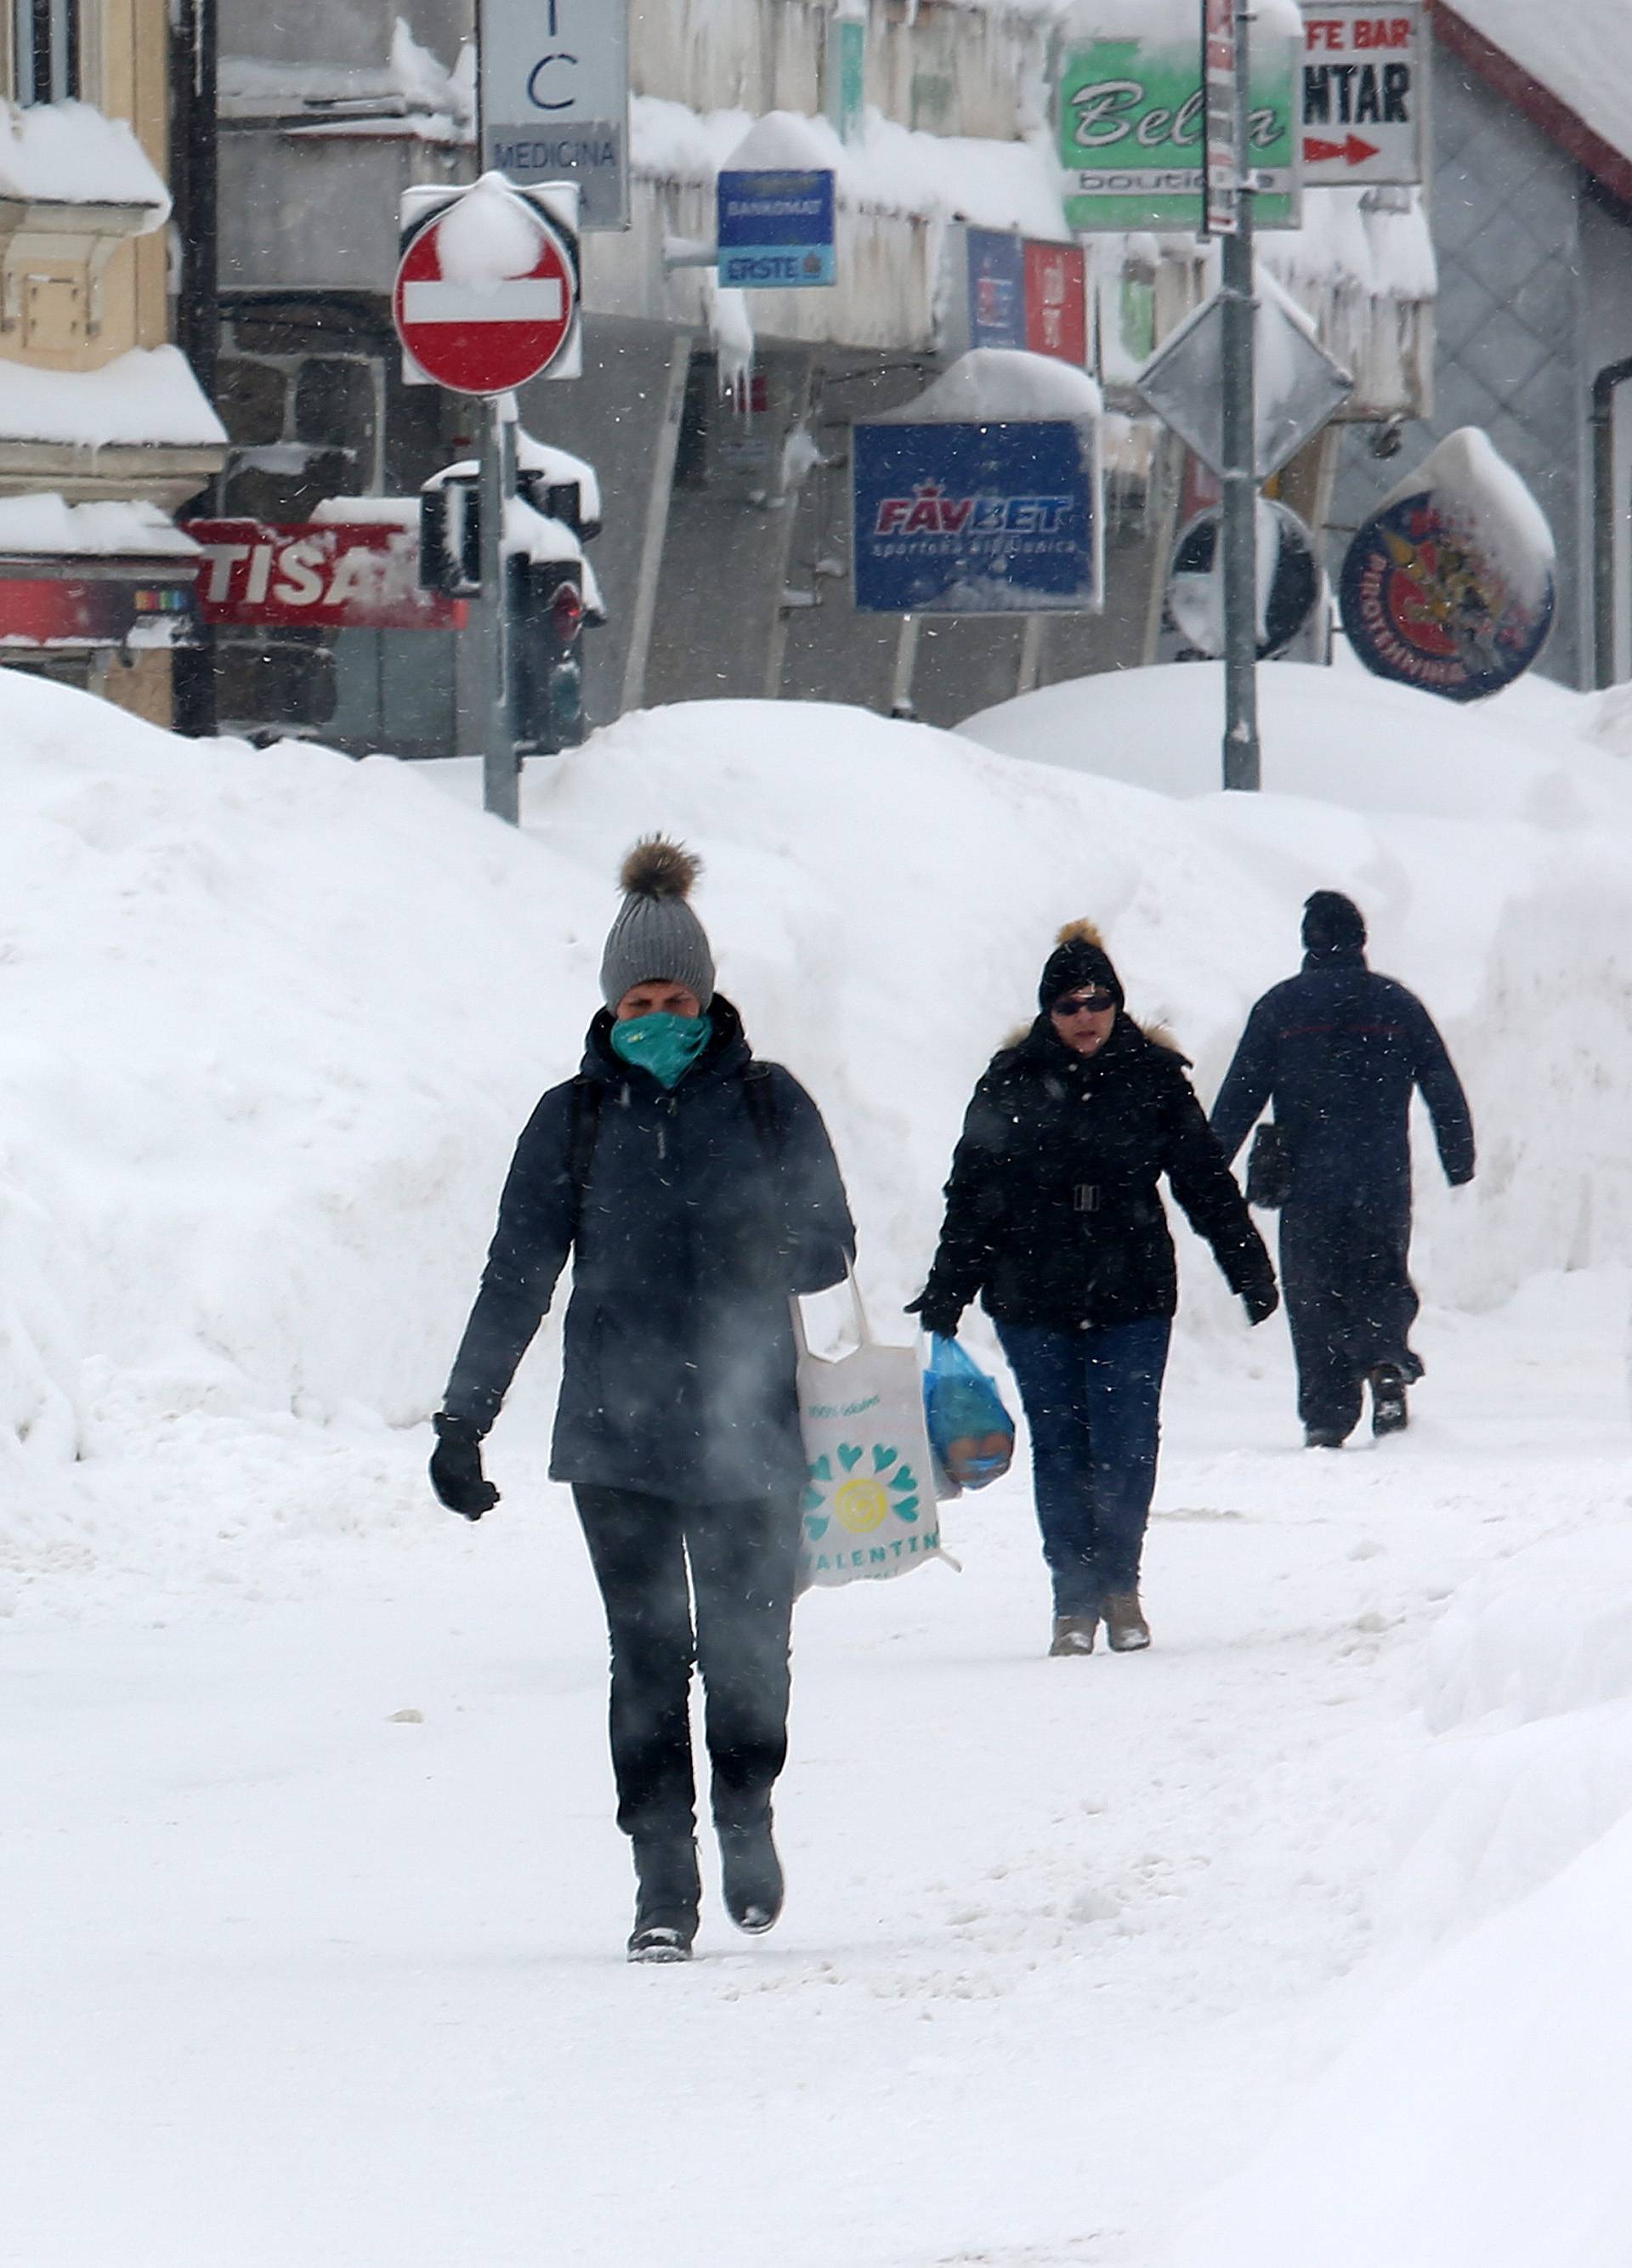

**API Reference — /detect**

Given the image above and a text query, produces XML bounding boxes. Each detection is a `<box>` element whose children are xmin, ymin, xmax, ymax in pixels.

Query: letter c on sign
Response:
<box><xmin>526</xmin><ymin>53</ymin><xmax>577</xmax><ymax>111</ymax></box>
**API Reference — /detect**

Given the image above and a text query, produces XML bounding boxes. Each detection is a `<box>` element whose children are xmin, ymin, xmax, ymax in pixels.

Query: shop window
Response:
<box><xmin>11</xmin><ymin>0</ymin><xmax>81</xmax><ymax>105</ymax></box>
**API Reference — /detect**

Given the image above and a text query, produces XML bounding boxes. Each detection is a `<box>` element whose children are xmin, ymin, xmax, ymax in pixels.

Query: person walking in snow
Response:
<box><xmin>909</xmin><ymin>921</ymin><xmax>1278</xmax><ymax>1657</ymax></box>
<box><xmin>428</xmin><ymin>840</ymin><xmax>856</xmax><ymax>1965</ymax></box>
<box><xmin>1210</xmin><ymin>891</ymin><xmax>1475</xmax><ymax>1449</ymax></box>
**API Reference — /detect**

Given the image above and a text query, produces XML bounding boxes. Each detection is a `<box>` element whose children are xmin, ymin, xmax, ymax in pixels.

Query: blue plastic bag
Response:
<box><xmin>922</xmin><ymin>1335</ymin><xmax>1015</xmax><ymax>1498</ymax></box>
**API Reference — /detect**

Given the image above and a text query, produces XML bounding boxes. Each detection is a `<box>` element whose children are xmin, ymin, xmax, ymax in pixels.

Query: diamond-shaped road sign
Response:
<box><xmin>1134</xmin><ymin>282</ymin><xmax>1354</xmax><ymax>480</ymax></box>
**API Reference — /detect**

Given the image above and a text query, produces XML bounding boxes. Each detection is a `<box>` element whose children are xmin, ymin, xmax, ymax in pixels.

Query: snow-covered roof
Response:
<box><xmin>0</xmin><ymin>494</ymin><xmax>198</xmax><ymax>558</ymax></box>
<box><xmin>0</xmin><ymin>349</ymin><xmax>229</xmax><ymax>451</ymax></box>
<box><xmin>0</xmin><ymin>99</ymin><xmax>169</xmax><ymax>216</ymax></box>
<box><xmin>632</xmin><ymin>99</ymin><xmax>1069</xmax><ymax>241</ymax></box>
<box><xmin>1439</xmin><ymin>1</ymin><xmax>1632</xmax><ymax>192</ymax></box>
<box><xmin>218</xmin><ymin>24</ymin><xmax>473</xmax><ymax>142</ymax></box>
<box><xmin>876</xmin><ymin>348</ymin><xmax>1102</xmax><ymax>423</ymax></box>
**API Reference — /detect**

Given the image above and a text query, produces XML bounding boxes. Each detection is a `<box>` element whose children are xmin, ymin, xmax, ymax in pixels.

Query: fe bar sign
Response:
<box><xmin>1300</xmin><ymin>3</ymin><xmax>1425</xmax><ymax>185</ymax></box>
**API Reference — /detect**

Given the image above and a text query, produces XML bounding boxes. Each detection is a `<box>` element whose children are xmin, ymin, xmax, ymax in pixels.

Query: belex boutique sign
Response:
<box><xmin>1056</xmin><ymin>13</ymin><xmax>1300</xmax><ymax>232</ymax></box>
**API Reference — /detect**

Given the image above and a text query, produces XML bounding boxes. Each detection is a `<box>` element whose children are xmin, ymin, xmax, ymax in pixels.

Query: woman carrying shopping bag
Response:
<box><xmin>910</xmin><ymin>921</ymin><xmax>1278</xmax><ymax>1658</ymax></box>
<box><xmin>429</xmin><ymin>838</ymin><xmax>855</xmax><ymax>1964</ymax></box>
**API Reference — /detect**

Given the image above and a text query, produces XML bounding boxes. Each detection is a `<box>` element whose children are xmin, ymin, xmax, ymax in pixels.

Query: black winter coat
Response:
<box><xmin>1209</xmin><ymin>951</ymin><xmax>1475</xmax><ymax>1211</ymax></box>
<box><xmin>442</xmin><ymin>997</ymin><xmax>855</xmax><ymax>1502</ymax></box>
<box><xmin>921</xmin><ymin>1014</ymin><xmax>1274</xmax><ymax>1333</ymax></box>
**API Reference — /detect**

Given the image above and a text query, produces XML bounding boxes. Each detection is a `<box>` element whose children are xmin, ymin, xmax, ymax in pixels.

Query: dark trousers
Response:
<box><xmin>995</xmin><ymin>1317</ymin><xmax>1172</xmax><ymax>1613</ymax></box>
<box><xmin>572</xmin><ymin>1484</ymin><xmax>800</xmax><ymax>1846</ymax></box>
<box><xmin>1278</xmin><ymin>1199</ymin><xmax>1420</xmax><ymax>1439</ymax></box>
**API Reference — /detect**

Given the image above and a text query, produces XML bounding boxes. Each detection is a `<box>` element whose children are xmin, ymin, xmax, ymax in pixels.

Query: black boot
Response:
<box><xmin>1369</xmin><ymin>1364</ymin><xmax>1408</xmax><ymax>1437</ymax></box>
<box><xmin>627</xmin><ymin>1835</ymin><xmax>701</xmax><ymax>1965</ymax></box>
<box><xmin>717</xmin><ymin>1807</ymin><xmax>785</xmax><ymax>1935</ymax></box>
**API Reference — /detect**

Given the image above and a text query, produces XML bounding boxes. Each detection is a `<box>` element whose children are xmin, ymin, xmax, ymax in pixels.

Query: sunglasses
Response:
<box><xmin>1051</xmin><ymin>990</ymin><xmax>1116</xmax><ymax>1017</ymax></box>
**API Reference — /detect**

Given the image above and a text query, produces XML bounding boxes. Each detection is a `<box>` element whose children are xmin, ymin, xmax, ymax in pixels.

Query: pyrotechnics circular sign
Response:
<box><xmin>1339</xmin><ymin>490</ymin><xmax>1556</xmax><ymax>703</ymax></box>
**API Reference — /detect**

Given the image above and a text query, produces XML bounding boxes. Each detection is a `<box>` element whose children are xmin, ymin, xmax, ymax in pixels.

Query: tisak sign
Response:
<box><xmin>1057</xmin><ymin>17</ymin><xmax>1301</xmax><ymax>232</ymax></box>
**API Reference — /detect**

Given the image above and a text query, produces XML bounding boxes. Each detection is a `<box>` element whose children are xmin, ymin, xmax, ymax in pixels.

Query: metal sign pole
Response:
<box><xmin>1221</xmin><ymin>2</ymin><xmax>1261</xmax><ymax>793</ymax></box>
<box><xmin>479</xmin><ymin>394</ymin><xmax>519</xmax><ymax>824</ymax></box>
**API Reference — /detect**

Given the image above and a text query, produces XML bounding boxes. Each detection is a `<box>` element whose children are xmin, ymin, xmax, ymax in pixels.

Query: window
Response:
<box><xmin>12</xmin><ymin>0</ymin><xmax>81</xmax><ymax>105</ymax></box>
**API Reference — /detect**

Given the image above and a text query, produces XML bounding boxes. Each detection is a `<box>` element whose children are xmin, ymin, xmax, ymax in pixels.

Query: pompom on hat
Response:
<box><xmin>1038</xmin><ymin>919</ymin><xmax>1125</xmax><ymax>1013</ymax></box>
<box><xmin>599</xmin><ymin>836</ymin><xmax>717</xmax><ymax>1008</ymax></box>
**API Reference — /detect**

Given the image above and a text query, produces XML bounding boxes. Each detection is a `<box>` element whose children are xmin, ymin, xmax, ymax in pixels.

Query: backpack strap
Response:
<box><xmin>740</xmin><ymin>1061</ymin><xmax>784</xmax><ymax>1160</ymax></box>
<box><xmin>568</xmin><ymin>1064</ymin><xmax>779</xmax><ymax>1239</ymax></box>
<box><xmin>564</xmin><ymin>1075</ymin><xmax>604</xmax><ymax>1241</ymax></box>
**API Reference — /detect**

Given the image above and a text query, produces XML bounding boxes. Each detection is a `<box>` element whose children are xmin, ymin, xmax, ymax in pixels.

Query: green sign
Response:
<box><xmin>1057</xmin><ymin>27</ymin><xmax>1300</xmax><ymax>232</ymax></box>
<box><xmin>826</xmin><ymin>15</ymin><xmax>865</xmax><ymax>146</ymax></box>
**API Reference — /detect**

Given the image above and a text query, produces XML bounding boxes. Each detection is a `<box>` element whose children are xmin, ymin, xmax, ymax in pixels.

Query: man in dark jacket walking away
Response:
<box><xmin>1210</xmin><ymin>891</ymin><xmax>1475</xmax><ymax>1449</ymax></box>
<box><xmin>428</xmin><ymin>839</ymin><xmax>855</xmax><ymax>1965</ymax></box>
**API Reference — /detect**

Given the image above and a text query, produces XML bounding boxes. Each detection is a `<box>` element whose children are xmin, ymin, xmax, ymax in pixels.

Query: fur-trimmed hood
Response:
<box><xmin>997</xmin><ymin>1012</ymin><xmax>1190</xmax><ymax>1067</ymax></box>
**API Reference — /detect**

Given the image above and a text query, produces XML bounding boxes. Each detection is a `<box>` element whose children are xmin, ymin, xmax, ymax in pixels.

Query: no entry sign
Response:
<box><xmin>393</xmin><ymin>177</ymin><xmax>579</xmax><ymax>394</ymax></box>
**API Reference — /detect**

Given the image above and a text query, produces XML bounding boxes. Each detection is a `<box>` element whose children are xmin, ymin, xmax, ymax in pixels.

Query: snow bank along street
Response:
<box><xmin>7</xmin><ymin>661</ymin><xmax>1632</xmax><ymax>2265</ymax></box>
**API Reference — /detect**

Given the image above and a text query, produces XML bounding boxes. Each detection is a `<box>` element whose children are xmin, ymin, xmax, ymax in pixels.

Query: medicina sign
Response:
<box><xmin>479</xmin><ymin>0</ymin><xmax>629</xmax><ymax>230</ymax></box>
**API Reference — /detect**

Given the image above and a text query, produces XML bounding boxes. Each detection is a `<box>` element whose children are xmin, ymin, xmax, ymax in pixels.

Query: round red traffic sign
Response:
<box><xmin>393</xmin><ymin>194</ymin><xmax>577</xmax><ymax>396</ymax></box>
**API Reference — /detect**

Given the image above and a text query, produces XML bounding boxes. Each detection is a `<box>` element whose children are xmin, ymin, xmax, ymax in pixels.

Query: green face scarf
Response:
<box><xmin>609</xmin><ymin>1012</ymin><xmax>711</xmax><ymax>1090</ymax></box>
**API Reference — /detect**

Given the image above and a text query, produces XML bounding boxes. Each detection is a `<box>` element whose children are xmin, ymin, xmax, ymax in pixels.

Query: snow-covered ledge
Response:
<box><xmin>0</xmin><ymin>349</ymin><xmax>229</xmax><ymax>510</ymax></box>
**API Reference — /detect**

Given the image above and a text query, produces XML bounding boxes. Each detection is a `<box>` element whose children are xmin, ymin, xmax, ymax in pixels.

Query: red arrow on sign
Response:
<box><xmin>393</xmin><ymin>179</ymin><xmax>577</xmax><ymax>396</ymax></box>
<box><xmin>1304</xmin><ymin>133</ymin><xmax>1382</xmax><ymax>166</ymax></box>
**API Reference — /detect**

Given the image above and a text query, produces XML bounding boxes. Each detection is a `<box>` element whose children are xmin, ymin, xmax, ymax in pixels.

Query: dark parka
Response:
<box><xmin>442</xmin><ymin>997</ymin><xmax>855</xmax><ymax>1502</ymax></box>
<box><xmin>1209</xmin><ymin>951</ymin><xmax>1475</xmax><ymax>1207</ymax></box>
<box><xmin>920</xmin><ymin>1013</ymin><xmax>1275</xmax><ymax>1332</ymax></box>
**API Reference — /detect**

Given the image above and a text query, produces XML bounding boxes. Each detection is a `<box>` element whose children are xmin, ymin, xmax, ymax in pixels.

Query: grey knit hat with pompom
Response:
<box><xmin>599</xmin><ymin>836</ymin><xmax>717</xmax><ymax>1008</ymax></box>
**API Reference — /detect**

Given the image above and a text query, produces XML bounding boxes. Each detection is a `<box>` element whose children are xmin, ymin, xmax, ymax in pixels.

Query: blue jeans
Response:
<box><xmin>995</xmin><ymin>1318</ymin><xmax>1173</xmax><ymax>1613</ymax></box>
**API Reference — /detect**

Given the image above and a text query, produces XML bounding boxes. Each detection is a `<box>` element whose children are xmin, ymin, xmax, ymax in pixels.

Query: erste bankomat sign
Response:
<box><xmin>852</xmin><ymin>420</ymin><xmax>1101</xmax><ymax>616</ymax></box>
<box><xmin>188</xmin><ymin>520</ymin><xmax>464</xmax><ymax>630</ymax></box>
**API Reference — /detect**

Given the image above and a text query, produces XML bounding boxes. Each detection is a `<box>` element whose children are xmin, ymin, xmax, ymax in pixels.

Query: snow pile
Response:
<box><xmin>0</xmin><ymin>97</ymin><xmax>169</xmax><ymax>215</ymax></box>
<box><xmin>1176</xmin><ymin>1512</ymin><xmax>1632</xmax><ymax>2268</ymax></box>
<box><xmin>8</xmin><ymin>652</ymin><xmax>1632</xmax><ymax>1541</ymax></box>
<box><xmin>432</xmin><ymin>172</ymin><xmax>545</xmax><ymax>290</ymax></box>
<box><xmin>876</xmin><ymin>346</ymin><xmax>1102</xmax><ymax>422</ymax></box>
<box><xmin>0</xmin><ymin>348</ymin><xmax>227</xmax><ymax>451</ymax></box>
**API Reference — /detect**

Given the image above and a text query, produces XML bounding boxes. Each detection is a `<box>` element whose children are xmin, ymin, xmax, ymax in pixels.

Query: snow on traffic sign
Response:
<box><xmin>392</xmin><ymin>173</ymin><xmax>579</xmax><ymax>395</ymax></box>
<box><xmin>1300</xmin><ymin>4</ymin><xmax>1426</xmax><ymax>185</ymax></box>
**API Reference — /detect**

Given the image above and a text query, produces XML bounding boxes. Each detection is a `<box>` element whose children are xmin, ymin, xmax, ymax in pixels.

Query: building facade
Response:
<box><xmin>0</xmin><ymin>0</ymin><xmax>226</xmax><ymax>722</ymax></box>
<box><xmin>208</xmin><ymin>0</ymin><xmax>1436</xmax><ymax>749</ymax></box>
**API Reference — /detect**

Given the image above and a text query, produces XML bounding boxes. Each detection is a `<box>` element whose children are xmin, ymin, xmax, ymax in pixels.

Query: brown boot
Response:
<box><xmin>1102</xmin><ymin>1592</ymin><xmax>1151</xmax><ymax>1652</ymax></box>
<box><xmin>1049</xmin><ymin>1613</ymin><xmax>1099</xmax><ymax>1657</ymax></box>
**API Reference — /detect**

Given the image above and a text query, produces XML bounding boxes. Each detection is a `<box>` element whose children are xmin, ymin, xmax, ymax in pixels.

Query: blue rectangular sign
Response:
<box><xmin>717</xmin><ymin>167</ymin><xmax>836</xmax><ymax>289</ymax></box>
<box><xmin>852</xmin><ymin>420</ymin><xmax>1100</xmax><ymax>616</ymax></box>
<box><xmin>965</xmin><ymin>228</ymin><xmax>1026</xmax><ymax>350</ymax></box>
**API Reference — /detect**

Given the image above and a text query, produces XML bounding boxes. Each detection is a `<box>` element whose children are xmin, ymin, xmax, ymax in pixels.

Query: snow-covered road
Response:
<box><xmin>8</xmin><ymin>1273</ymin><xmax>1624</xmax><ymax>2268</ymax></box>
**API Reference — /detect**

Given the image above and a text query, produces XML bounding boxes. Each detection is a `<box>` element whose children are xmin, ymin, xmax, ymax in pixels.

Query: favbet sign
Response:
<box><xmin>1057</xmin><ymin>19</ymin><xmax>1300</xmax><ymax>232</ymax></box>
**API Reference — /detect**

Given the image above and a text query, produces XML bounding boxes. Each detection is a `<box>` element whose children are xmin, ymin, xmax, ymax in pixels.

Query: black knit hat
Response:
<box><xmin>1301</xmin><ymin>890</ymin><xmax>1367</xmax><ymax>959</ymax></box>
<box><xmin>1038</xmin><ymin>920</ymin><xmax>1125</xmax><ymax>1012</ymax></box>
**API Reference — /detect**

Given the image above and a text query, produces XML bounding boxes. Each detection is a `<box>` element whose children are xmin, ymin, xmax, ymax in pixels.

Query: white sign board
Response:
<box><xmin>1300</xmin><ymin>3</ymin><xmax>1425</xmax><ymax>185</ymax></box>
<box><xmin>479</xmin><ymin>0</ymin><xmax>630</xmax><ymax>231</ymax></box>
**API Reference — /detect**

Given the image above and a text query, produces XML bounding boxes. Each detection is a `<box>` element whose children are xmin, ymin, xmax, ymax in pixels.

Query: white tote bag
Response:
<box><xmin>794</xmin><ymin>1275</ymin><xmax>950</xmax><ymax>1590</ymax></box>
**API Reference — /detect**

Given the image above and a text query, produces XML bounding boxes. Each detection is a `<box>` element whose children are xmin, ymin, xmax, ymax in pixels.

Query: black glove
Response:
<box><xmin>429</xmin><ymin>1413</ymin><xmax>499</xmax><ymax>1519</ymax></box>
<box><xmin>1241</xmin><ymin>1277</ymin><xmax>1279</xmax><ymax>1327</ymax></box>
<box><xmin>905</xmin><ymin>1292</ymin><xmax>963</xmax><ymax>1341</ymax></box>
